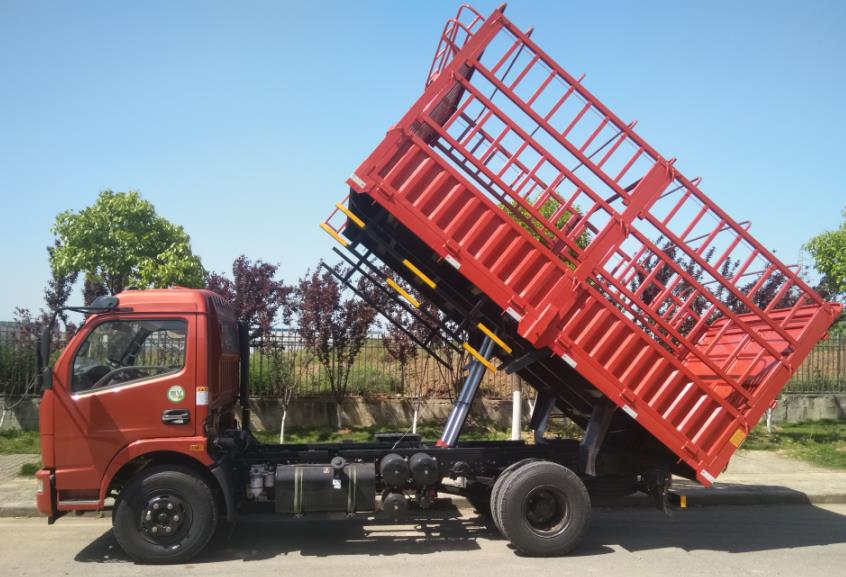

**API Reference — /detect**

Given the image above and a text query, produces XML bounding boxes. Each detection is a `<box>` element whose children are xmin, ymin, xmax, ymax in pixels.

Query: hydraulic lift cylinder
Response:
<box><xmin>437</xmin><ymin>337</ymin><xmax>494</xmax><ymax>447</ymax></box>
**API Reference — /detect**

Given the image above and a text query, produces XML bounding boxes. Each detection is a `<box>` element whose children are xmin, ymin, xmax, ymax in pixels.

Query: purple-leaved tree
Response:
<box><xmin>295</xmin><ymin>264</ymin><xmax>379</xmax><ymax>429</ymax></box>
<box><xmin>207</xmin><ymin>255</ymin><xmax>295</xmax><ymax>439</ymax></box>
<box><xmin>207</xmin><ymin>255</ymin><xmax>294</xmax><ymax>340</ymax></box>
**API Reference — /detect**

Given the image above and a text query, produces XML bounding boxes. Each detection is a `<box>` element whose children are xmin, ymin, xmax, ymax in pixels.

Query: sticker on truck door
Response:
<box><xmin>167</xmin><ymin>385</ymin><xmax>186</xmax><ymax>403</ymax></box>
<box><xmin>196</xmin><ymin>386</ymin><xmax>209</xmax><ymax>406</ymax></box>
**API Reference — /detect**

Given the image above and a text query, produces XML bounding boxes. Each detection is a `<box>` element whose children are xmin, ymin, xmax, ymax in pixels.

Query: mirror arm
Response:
<box><xmin>37</xmin><ymin>311</ymin><xmax>60</xmax><ymax>392</ymax></box>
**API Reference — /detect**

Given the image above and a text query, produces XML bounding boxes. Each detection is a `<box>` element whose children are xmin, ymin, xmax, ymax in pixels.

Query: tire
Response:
<box><xmin>498</xmin><ymin>461</ymin><xmax>590</xmax><ymax>556</ymax></box>
<box><xmin>113</xmin><ymin>465</ymin><xmax>218</xmax><ymax>564</ymax></box>
<box><xmin>464</xmin><ymin>485</ymin><xmax>493</xmax><ymax>518</ymax></box>
<box><xmin>490</xmin><ymin>458</ymin><xmax>538</xmax><ymax>537</ymax></box>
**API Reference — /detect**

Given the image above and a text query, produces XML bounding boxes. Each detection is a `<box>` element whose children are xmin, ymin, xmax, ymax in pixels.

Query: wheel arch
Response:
<box><xmin>98</xmin><ymin>439</ymin><xmax>233</xmax><ymax>522</ymax></box>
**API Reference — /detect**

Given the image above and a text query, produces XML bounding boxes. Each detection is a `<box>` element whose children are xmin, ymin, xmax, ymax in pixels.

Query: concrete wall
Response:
<box><xmin>0</xmin><ymin>397</ymin><xmax>39</xmax><ymax>430</ymax></box>
<box><xmin>0</xmin><ymin>395</ymin><xmax>524</xmax><ymax>432</ymax></box>
<box><xmin>3</xmin><ymin>393</ymin><xmax>845</xmax><ymax>432</ymax></box>
<box><xmin>772</xmin><ymin>394</ymin><xmax>846</xmax><ymax>423</ymax></box>
<box><xmin>248</xmin><ymin>397</ymin><xmax>525</xmax><ymax>431</ymax></box>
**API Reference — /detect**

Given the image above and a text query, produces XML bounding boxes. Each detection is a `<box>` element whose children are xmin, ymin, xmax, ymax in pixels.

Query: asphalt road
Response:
<box><xmin>3</xmin><ymin>504</ymin><xmax>846</xmax><ymax>577</ymax></box>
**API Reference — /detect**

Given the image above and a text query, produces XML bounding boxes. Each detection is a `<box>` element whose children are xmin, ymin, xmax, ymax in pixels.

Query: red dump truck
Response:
<box><xmin>35</xmin><ymin>3</ymin><xmax>840</xmax><ymax>564</ymax></box>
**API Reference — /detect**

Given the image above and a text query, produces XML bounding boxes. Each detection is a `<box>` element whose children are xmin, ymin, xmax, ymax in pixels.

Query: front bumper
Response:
<box><xmin>35</xmin><ymin>469</ymin><xmax>54</xmax><ymax>519</ymax></box>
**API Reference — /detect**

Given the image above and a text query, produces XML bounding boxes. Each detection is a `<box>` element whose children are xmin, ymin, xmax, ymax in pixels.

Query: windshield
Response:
<box><xmin>72</xmin><ymin>319</ymin><xmax>187</xmax><ymax>392</ymax></box>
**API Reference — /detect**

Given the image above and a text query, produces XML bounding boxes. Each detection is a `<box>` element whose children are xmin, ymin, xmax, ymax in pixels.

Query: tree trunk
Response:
<box><xmin>279</xmin><ymin>408</ymin><xmax>287</xmax><ymax>444</ymax></box>
<box><xmin>412</xmin><ymin>403</ymin><xmax>419</xmax><ymax>435</ymax></box>
<box><xmin>399</xmin><ymin>366</ymin><xmax>405</xmax><ymax>396</ymax></box>
<box><xmin>336</xmin><ymin>401</ymin><xmax>343</xmax><ymax>430</ymax></box>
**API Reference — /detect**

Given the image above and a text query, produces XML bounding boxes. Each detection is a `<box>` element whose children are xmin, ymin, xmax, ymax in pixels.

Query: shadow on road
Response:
<box><xmin>585</xmin><ymin>504</ymin><xmax>846</xmax><ymax>554</ymax></box>
<box><xmin>75</xmin><ymin>502</ymin><xmax>495</xmax><ymax>563</ymax></box>
<box><xmin>74</xmin><ymin>502</ymin><xmax>846</xmax><ymax>564</ymax></box>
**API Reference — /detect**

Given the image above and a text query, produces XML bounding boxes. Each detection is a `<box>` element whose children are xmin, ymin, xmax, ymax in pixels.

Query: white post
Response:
<box><xmin>511</xmin><ymin>373</ymin><xmax>521</xmax><ymax>441</ymax></box>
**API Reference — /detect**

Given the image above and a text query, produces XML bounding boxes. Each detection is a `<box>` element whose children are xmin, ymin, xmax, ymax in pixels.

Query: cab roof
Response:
<box><xmin>110</xmin><ymin>288</ymin><xmax>235</xmax><ymax>317</ymax></box>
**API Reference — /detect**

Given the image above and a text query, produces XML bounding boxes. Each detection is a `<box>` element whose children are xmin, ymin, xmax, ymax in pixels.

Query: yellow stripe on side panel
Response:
<box><xmin>402</xmin><ymin>259</ymin><xmax>437</xmax><ymax>289</ymax></box>
<box><xmin>386</xmin><ymin>278</ymin><xmax>420</xmax><ymax>308</ymax></box>
<box><xmin>335</xmin><ymin>203</ymin><xmax>365</xmax><ymax>228</ymax></box>
<box><xmin>319</xmin><ymin>223</ymin><xmax>349</xmax><ymax>247</ymax></box>
<box><xmin>462</xmin><ymin>342</ymin><xmax>497</xmax><ymax>373</ymax></box>
<box><xmin>476</xmin><ymin>322</ymin><xmax>512</xmax><ymax>354</ymax></box>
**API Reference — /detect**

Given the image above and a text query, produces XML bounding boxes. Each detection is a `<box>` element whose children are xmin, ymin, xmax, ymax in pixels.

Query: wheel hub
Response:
<box><xmin>141</xmin><ymin>495</ymin><xmax>187</xmax><ymax>541</ymax></box>
<box><xmin>524</xmin><ymin>487</ymin><xmax>569</xmax><ymax>534</ymax></box>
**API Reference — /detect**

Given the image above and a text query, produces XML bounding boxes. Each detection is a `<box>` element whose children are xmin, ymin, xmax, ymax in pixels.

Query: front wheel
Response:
<box><xmin>113</xmin><ymin>465</ymin><xmax>218</xmax><ymax>564</ymax></box>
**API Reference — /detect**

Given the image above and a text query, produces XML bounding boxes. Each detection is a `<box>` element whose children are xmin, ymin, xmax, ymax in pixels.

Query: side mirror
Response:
<box><xmin>41</xmin><ymin>365</ymin><xmax>53</xmax><ymax>392</ymax></box>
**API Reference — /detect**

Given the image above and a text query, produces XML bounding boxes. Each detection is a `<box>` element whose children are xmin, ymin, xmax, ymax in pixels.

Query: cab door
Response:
<box><xmin>52</xmin><ymin>314</ymin><xmax>197</xmax><ymax>493</ymax></box>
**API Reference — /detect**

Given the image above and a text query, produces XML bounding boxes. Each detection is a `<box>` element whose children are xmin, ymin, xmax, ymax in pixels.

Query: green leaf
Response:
<box><xmin>50</xmin><ymin>190</ymin><xmax>206</xmax><ymax>294</ymax></box>
<box><xmin>805</xmin><ymin>206</ymin><xmax>846</xmax><ymax>298</ymax></box>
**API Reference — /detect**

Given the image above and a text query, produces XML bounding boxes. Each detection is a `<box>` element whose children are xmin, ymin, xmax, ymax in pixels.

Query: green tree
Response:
<box><xmin>805</xmin><ymin>206</ymin><xmax>846</xmax><ymax>300</ymax></box>
<box><xmin>50</xmin><ymin>190</ymin><xmax>206</xmax><ymax>294</ymax></box>
<box><xmin>501</xmin><ymin>197</ymin><xmax>590</xmax><ymax>268</ymax></box>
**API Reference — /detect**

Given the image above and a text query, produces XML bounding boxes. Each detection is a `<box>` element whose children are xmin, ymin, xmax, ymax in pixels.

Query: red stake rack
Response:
<box><xmin>332</xmin><ymin>4</ymin><xmax>841</xmax><ymax>486</ymax></box>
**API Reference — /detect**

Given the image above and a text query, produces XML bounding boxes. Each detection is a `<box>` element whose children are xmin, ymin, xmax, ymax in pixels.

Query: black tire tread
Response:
<box><xmin>490</xmin><ymin>458</ymin><xmax>539</xmax><ymax>537</ymax></box>
<box><xmin>498</xmin><ymin>461</ymin><xmax>590</xmax><ymax>556</ymax></box>
<box><xmin>113</xmin><ymin>465</ymin><xmax>218</xmax><ymax>564</ymax></box>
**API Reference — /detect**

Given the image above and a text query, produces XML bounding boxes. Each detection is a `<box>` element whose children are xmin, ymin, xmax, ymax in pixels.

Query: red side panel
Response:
<box><xmin>339</xmin><ymin>5</ymin><xmax>842</xmax><ymax>485</ymax></box>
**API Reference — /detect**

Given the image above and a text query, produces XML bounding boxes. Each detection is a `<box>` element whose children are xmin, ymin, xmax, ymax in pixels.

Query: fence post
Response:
<box><xmin>511</xmin><ymin>373</ymin><xmax>521</xmax><ymax>441</ymax></box>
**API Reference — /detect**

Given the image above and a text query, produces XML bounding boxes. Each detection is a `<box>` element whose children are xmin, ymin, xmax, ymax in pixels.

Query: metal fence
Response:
<box><xmin>0</xmin><ymin>324</ymin><xmax>514</xmax><ymax>399</ymax></box>
<box><xmin>784</xmin><ymin>332</ymin><xmax>846</xmax><ymax>393</ymax></box>
<box><xmin>0</xmin><ymin>324</ymin><xmax>55</xmax><ymax>397</ymax></box>
<box><xmin>248</xmin><ymin>329</ymin><xmax>514</xmax><ymax>398</ymax></box>
<box><xmin>2</xmin><ymin>323</ymin><xmax>843</xmax><ymax>398</ymax></box>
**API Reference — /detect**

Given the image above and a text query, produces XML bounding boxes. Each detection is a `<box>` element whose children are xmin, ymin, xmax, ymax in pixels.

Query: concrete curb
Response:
<box><xmin>591</xmin><ymin>491</ymin><xmax>846</xmax><ymax>509</ymax></box>
<box><xmin>0</xmin><ymin>506</ymin><xmax>44</xmax><ymax>518</ymax></box>
<box><xmin>453</xmin><ymin>491</ymin><xmax>846</xmax><ymax>512</ymax></box>
<box><xmin>4</xmin><ymin>489</ymin><xmax>846</xmax><ymax>519</ymax></box>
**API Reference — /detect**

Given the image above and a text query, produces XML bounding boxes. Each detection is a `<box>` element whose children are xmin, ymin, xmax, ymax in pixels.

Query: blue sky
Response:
<box><xmin>1</xmin><ymin>0</ymin><xmax>844</xmax><ymax>319</ymax></box>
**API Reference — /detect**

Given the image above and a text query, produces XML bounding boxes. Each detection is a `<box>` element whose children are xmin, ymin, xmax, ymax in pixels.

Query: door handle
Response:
<box><xmin>161</xmin><ymin>409</ymin><xmax>190</xmax><ymax>425</ymax></box>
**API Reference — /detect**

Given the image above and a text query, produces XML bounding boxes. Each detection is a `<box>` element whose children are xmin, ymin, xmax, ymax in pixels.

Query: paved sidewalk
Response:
<box><xmin>707</xmin><ymin>450</ymin><xmax>846</xmax><ymax>504</ymax></box>
<box><xmin>610</xmin><ymin>450</ymin><xmax>846</xmax><ymax>508</ymax></box>
<box><xmin>0</xmin><ymin>454</ymin><xmax>39</xmax><ymax>482</ymax></box>
<box><xmin>0</xmin><ymin>454</ymin><xmax>41</xmax><ymax>517</ymax></box>
<box><xmin>2</xmin><ymin>450</ymin><xmax>846</xmax><ymax>517</ymax></box>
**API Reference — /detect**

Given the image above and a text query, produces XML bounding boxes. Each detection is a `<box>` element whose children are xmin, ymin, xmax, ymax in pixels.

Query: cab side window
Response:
<box><xmin>72</xmin><ymin>319</ymin><xmax>187</xmax><ymax>393</ymax></box>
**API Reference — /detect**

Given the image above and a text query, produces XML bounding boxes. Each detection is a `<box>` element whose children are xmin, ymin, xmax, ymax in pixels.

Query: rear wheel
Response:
<box><xmin>490</xmin><ymin>458</ymin><xmax>537</xmax><ymax>537</ymax></box>
<box><xmin>464</xmin><ymin>483</ymin><xmax>493</xmax><ymax>518</ymax></box>
<box><xmin>498</xmin><ymin>461</ymin><xmax>590</xmax><ymax>556</ymax></box>
<box><xmin>113</xmin><ymin>465</ymin><xmax>218</xmax><ymax>564</ymax></box>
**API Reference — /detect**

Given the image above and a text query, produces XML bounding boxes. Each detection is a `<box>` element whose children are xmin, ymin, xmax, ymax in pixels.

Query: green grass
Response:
<box><xmin>6</xmin><ymin>418</ymin><xmax>843</xmax><ymax>471</ymax></box>
<box><xmin>744</xmin><ymin>419</ymin><xmax>846</xmax><ymax>469</ymax></box>
<box><xmin>19</xmin><ymin>462</ymin><xmax>40</xmax><ymax>476</ymax></box>
<box><xmin>0</xmin><ymin>418</ymin><xmax>579</xmax><ymax>453</ymax></box>
<box><xmin>252</xmin><ymin>420</ymin><xmax>513</xmax><ymax>445</ymax></box>
<box><xmin>0</xmin><ymin>430</ymin><xmax>40</xmax><ymax>454</ymax></box>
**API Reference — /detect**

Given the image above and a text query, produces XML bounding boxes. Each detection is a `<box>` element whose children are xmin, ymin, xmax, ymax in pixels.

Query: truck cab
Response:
<box><xmin>36</xmin><ymin>289</ymin><xmax>240</xmax><ymax>526</ymax></box>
